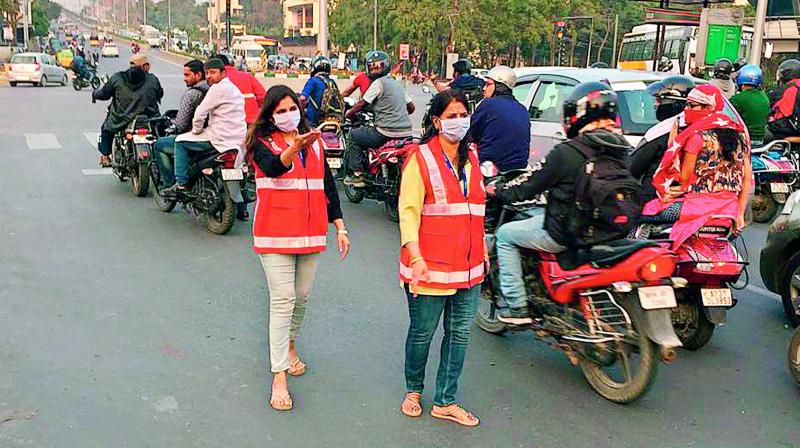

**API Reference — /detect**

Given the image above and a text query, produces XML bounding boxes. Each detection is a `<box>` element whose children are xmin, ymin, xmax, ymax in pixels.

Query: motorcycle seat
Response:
<box><xmin>557</xmin><ymin>239</ymin><xmax>660</xmax><ymax>271</ymax></box>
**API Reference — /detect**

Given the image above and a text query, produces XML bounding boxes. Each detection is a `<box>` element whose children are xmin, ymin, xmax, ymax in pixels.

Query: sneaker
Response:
<box><xmin>343</xmin><ymin>174</ymin><xmax>365</xmax><ymax>188</ymax></box>
<box><xmin>236</xmin><ymin>203</ymin><xmax>249</xmax><ymax>221</ymax></box>
<box><xmin>497</xmin><ymin>306</ymin><xmax>533</xmax><ymax>325</ymax></box>
<box><xmin>99</xmin><ymin>155</ymin><xmax>111</xmax><ymax>167</ymax></box>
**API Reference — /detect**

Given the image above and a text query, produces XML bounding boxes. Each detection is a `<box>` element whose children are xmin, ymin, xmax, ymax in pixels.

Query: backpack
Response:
<box><xmin>315</xmin><ymin>75</ymin><xmax>345</xmax><ymax>122</ymax></box>
<box><xmin>565</xmin><ymin>139</ymin><xmax>642</xmax><ymax>247</ymax></box>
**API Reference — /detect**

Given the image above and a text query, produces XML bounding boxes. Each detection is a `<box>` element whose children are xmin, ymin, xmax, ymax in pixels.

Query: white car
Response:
<box><xmin>101</xmin><ymin>43</ymin><xmax>119</xmax><ymax>58</ymax></box>
<box><xmin>8</xmin><ymin>53</ymin><xmax>68</xmax><ymax>87</ymax></box>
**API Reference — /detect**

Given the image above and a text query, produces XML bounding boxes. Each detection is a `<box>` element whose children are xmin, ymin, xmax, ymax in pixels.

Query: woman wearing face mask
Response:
<box><xmin>244</xmin><ymin>85</ymin><xmax>351</xmax><ymax>412</ymax></box>
<box><xmin>397</xmin><ymin>89</ymin><xmax>486</xmax><ymax>427</ymax></box>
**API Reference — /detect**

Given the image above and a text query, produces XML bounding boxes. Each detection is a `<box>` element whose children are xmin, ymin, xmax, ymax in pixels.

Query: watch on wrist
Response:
<box><xmin>337</xmin><ymin>229</ymin><xmax>349</xmax><ymax>235</ymax></box>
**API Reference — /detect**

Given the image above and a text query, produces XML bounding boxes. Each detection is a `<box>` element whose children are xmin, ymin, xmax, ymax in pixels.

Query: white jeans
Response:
<box><xmin>259</xmin><ymin>253</ymin><xmax>321</xmax><ymax>373</ymax></box>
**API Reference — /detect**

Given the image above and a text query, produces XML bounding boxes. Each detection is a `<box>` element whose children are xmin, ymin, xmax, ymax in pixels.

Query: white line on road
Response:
<box><xmin>82</xmin><ymin>168</ymin><xmax>112</xmax><ymax>176</ymax></box>
<box><xmin>84</xmin><ymin>132</ymin><xmax>99</xmax><ymax>147</ymax></box>
<box><xmin>25</xmin><ymin>133</ymin><xmax>62</xmax><ymax>150</ymax></box>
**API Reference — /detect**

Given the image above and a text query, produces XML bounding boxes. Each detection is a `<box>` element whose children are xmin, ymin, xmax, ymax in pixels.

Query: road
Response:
<box><xmin>1</xmin><ymin>44</ymin><xmax>798</xmax><ymax>448</ymax></box>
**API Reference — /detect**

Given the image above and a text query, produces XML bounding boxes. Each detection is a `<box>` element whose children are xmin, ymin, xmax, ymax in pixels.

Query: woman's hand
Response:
<box><xmin>662</xmin><ymin>185</ymin><xmax>686</xmax><ymax>202</ymax></box>
<box><xmin>410</xmin><ymin>259</ymin><xmax>430</xmax><ymax>298</ymax></box>
<box><xmin>737</xmin><ymin>213</ymin><xmax>747</xmax><ymax>232</ymax></box>
<box><xmin>337</xmin><ymin>233</ymin><xmax>351</xmax><ymax>260</ymax></box>
<box><xmin>295</xmin><ymin>129</ymin><xmax>321</xmax><ymax>149</ymax></box>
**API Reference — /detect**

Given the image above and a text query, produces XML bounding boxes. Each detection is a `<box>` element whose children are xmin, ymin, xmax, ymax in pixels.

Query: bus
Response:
<box><xmin>231</xmin><ymin>35</ymin><xmax>278</xmax><ymax>56</ymax></box>
<box><xmin>618</xmin><ymin>24</ymin><xmax>753</xmax><ymax>75</ymax></box>
<box><xmin>141</xmin><ymin>25</ymin><xmax>161</xmax><ymax>48</ymax></box>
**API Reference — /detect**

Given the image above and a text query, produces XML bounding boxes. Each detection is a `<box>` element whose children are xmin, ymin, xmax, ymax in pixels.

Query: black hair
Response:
<box><xmin>715</xmin><ymin>128</ymin><xmax>742</xmax><ymax>163</ymax></box>
<box><xmin>421</xmin><ymin>89</ymin><xmax>470</xmax><ymax>172</ymax></box>
<box><xmin>212</xmin><ymin>53</ymin><xmax>231</xmax><ymax>66</ymax></box>
<box><xmin>493</xmin><ymin>82</ymin><xmax>512</xmax><ymax>97</ymax></box>
<box><xmin>184</xmin><ymin>59</ymin><xmax>205</xmax><ymax>79</ymax></box>
<box><xmin>245</xmin><ymin>85</ymin><xmax>311</xmax><ymax>161</ymax></box>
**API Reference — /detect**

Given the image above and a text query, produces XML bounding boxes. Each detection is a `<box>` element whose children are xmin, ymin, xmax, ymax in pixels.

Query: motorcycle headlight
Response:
<box><xmin>781</xmin><ymin>191</ymin><xmax>800</xmax><ymax>215</ymax></box>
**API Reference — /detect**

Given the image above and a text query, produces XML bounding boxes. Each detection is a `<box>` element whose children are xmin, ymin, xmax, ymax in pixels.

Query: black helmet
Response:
<box><xmin>778</xmin><ymin>59</ymin><xmax>800</xmax><ymax>83</ymax></box>
<box><xmin>365</xmin><ymin>50</ymin><xmax>391</xmax><ymax>80</ymax></box>
<box><xmin>647</xmin><ymin>75</ymin><xmax>695</xmax><ymax>121</ymax></box>
<box><xmin>713</xmin><ymin>58</ymin><xmax>733</xmax><ymax>80</ymax></box>
<box><xmin>453</xmin><ymin>58</ymin><xmax>472</xmax><ymax>75</ymax></box>
<box><xmin>311</xmin><ymin>55</ymin><xmax>331</xmax><ymax>76</ymax></box>
<box><xmin>589</xmin><ymin>62</ymin><xmax>609</xmax><ymax>69</ymax></box>
<box><xmin>562</xmin><ymin>81</ymin><xmax>618</xmax><ymax>139</ymax></box>
<box><xmin>733</xmin><ymin>57</ymin><xmax>748</xmax><ymax>72</ymax></box>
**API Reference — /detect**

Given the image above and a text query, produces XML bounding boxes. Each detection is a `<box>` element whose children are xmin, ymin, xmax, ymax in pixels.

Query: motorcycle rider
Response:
<box><xmin>430</xmin><ymin>58</ymin><xmax>485</xmax><ymax>93</ymax></box>
<box><xmin>163</xmin><ymin>58</ymin><xmax>246</xmax><ymax>194</ymax></box>
<box><xmin>730</xmin><ymin>64</ymin><xmax>770</xmax><ymax>146</ymax></box>
<box><xmin>709</xmin><ymin>58</ymin><xmax>736</xmax><ymax>99</ymax></box>
<box><xmin>212</xmin><ymin>53</ymin><xmax>266</xmax><ymax>125</ymax></box>
<box><xmin>341</xmin><ymin>70</ymin><xmax>371</xmax><ymax>98</ymax></box>
<box><xmin>70</xmin><ymin>50</ymin><xmax>91</xmax><ymax>82</ymax></box>
<box><xmin>343</xmin><ymin>50</ymin><xmax>415</xmax><ymax>187</ymax></box>
<box><xmin>630</xmin><ymin>75</ymin><xmax>695</xmax><ymax>203</ymax></box>
<box><xmin>731</xmin><ymin>57</ymin><xmax>749</xmax><ymax>83</ymax></box>
<box><xmin>487</xmin><ymin>82</ymin><xmax>635</xmax><ymax>324</ymax></box>
<box><xmin>153</xmin><ymin>59</ymin><xmax>209</xmax><ymax>190</ymax></box>
<box><xmin>467</xmin><ymin>65</ymin><xmax>529</xmax><ymax>172</ymax></box>
<box><xmin>768</xmin><ymin>58</ymin><xmax>800</xmax><ymax>140</ymax></box>
<box><xmin>300</xmin><ymin>55</ymin><xmax>344</xmax><ymax>127</ymax></box>
<box><xmin>92</xmin><ymin>54</ymin><xmax>164</xmax><ymax>167</ymax></box>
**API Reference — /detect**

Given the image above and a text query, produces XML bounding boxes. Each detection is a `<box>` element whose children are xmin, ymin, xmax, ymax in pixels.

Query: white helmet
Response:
<box><xmin>486</xmin><ymin>65</ymin><xmax>516</xmax><ymax>88</ymax></box>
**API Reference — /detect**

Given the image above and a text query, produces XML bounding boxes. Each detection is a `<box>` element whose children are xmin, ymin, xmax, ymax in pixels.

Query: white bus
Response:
<box><xmin>142</xmin><ymin>26</ymin><xmax>161</xmax><ymax>48</ymax></box>
<box><xmin>618</xmin><ymin>24</ymin><xmax>753</xmax><ymax>75</ymax></box>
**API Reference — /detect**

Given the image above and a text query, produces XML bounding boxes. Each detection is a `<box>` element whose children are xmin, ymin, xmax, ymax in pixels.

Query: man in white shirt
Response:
<box><xmin>165</xmin><ymin>58</ymin><xmax>246</xmax><ymax>194</ymax></box>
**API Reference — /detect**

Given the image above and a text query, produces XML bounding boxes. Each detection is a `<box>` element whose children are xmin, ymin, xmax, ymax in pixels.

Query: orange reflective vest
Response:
<box><xmin>252</xmin><ymin>133</ymin><xmax>328</xmax><ymax>254</ymax></box>
<box><xmin>399</xmin><ymin>139</ymin><xmax>486</xmax><ymax>289</ymax></box>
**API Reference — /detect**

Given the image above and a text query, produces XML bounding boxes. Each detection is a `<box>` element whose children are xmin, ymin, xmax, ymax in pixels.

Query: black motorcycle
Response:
<box><xmin>110</xmin><ymin>115</ymin><xmax>155</xmax><ymax>197</ymax></box>
<box><xmin>72</xmin><ymin>63</ymin><xmax>101</xmax><ymax>91</ymax></box>
<box><xmin>147</xmin><ymin>114</ymin><xmax>253</xmax><ymax>235</ymax></box>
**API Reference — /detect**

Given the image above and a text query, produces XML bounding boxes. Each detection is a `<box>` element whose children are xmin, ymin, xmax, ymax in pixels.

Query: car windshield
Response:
<box><xmin>11</xmin><ymin>55</ymin><xmax>37</xmax><ymax>64</ymax></box>
<box><xmin>246</xmin><ymin>49</ymin><xmax>261</xmax><ymax>58</ymax></box>
<box><xmin>616</xmin><ymin>89</ymin><xmax>658</xmax><ymax>136</ymax></box>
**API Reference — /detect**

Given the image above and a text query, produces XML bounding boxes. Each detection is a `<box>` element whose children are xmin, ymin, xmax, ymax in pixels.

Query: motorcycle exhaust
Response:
<box><xmin>660</xmin><ymin>346</ymin><xmax>677</xmax><ymax>363</ymax></box>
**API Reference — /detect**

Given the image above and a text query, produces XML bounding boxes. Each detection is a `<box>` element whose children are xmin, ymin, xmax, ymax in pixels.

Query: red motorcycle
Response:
<box><xmin>642</xmin><ymin>215</ymin><xmax>746</xmax><ymax>350</ymax></box>
<box><xmin>477</xmin><ymin>169</ymin><xmax>683</xmax><ymax>404</ymax></box>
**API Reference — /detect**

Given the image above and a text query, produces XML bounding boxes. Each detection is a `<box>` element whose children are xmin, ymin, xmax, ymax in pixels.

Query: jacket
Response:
<box><xmin>224</xmin><ymin>65</ymin><xmax>266</xmax><ymax>124</ymax></box>
<box><xmin>93</xmin><ymin>67</ymin><xmax>163</xmax><ymax>132</ymax></box>
<box><xmin>173</xmin><ymin>81</ymin><xmax>209</xmax><ymax>134</ymax></box>
<box><xmin>768</xmin><ymin>79</ymin><xmax>800</xmax><ymax>137</ymax></box>
<box><xmin>495</xmin><ymin>129</ymin><xmax>632</xmax><ymax>247</ymax></box>
<box><xmin>175</xmin><ymin>77</ymin><xmax>246</xmax><ymax>153</ymax></box>
<box><xmin>467</xmin><ymin>94</ymin><xmax>530</xmax><ymax>172</ymax></box>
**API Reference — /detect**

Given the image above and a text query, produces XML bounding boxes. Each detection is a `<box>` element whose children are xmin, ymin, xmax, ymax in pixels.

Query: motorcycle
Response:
<box><xmin>640</xmin><ymin>214</ymin><xmax>747</xmax><ymax>350</ymax></box>
<box><xmin>477</xmin><ymin>168</ymin><xmax>683</xmax><ymax>404</ymax></box>
<box><xmin>147</xmin><ymin>113</ymin><xmax>252</xmax><ymax>235</ymax></box>
<box><xmin>317</xmin><ymin>120</ymin><xmax>346</xmax><ymax>178</ymax></box>
<box><xmin>750</xmin><ymin>140</ymin><xmax>798</xmax><ymax>223</ymax></box>
<box><xmin>72</xmin><ymin>64</ymin><xmax>101</xmax><ymax>91</ymax></box>
<box><xmin>109</xmin><ymin>115</ymin><xmax>155</xmax><ymax>197</ymax></box>
<box><xmin>341</xmin><ymin>110</ymin><xmax>415</xmax><ymax>222</ymax></box>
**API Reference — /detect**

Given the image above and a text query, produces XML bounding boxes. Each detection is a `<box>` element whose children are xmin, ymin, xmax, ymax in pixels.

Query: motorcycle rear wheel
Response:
<box><xmin>672</xmin><ymin>300</ymin><xmax>715</xmax><ymax>351</ymax></box>
<box><xmin>131</xmin><ymin>162</ymin><xmax>150</xmax><ymax>197</ymax></box>
<box><xmin>751</xmin><ymin>191</ymin><xmax>779</xmax><ymax>223</ymax></box>
<box><xmin>72</xmin><ymin>79</ymin><xmax>82</xmax><ymax>91</ymax></box>
<box><xmin>787</xmin><ymin>328</ymin><xmax>800</xmax><ymax>388</ymax></box>
<box><xmin>205</xmin><ymin>181</ymin><xmax>236</xmax><ymax>235</ymax></box>
<box><xmin>344</xmin><ymin>183</ymin><xmax>365</xmax><ymax>203</ymax></box>
<box><xmin>580</xmin><ymin>300</ymin><xmax>658</xmax><ymax>404</ymax></box>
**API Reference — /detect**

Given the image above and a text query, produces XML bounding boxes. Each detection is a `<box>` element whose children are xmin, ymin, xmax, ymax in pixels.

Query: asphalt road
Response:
<box><xmin>1</xmin><ymin>43</ymin><xmax>799</xmax><ymax>448</ymax></box>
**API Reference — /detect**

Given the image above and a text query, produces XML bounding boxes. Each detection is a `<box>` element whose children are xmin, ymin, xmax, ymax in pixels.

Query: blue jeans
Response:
<box><xmin>496</xmin><ymin>211</ymin><xmax>566</xmax><ymax>309</ymax></box>
<box><xmin>154</xmin><ymin>135</ymin><xmax>176</xmax><ymax>187</ymax></box>
<box><xmin>174</xmin><ymin>140</ymin><xmax>216</xmax><ymax>185</ymax></box>
<box><xmin>98</xmin><ymin>128</ymin><xmax>115</xmax><ymax>156</ymax></box>
<box><xmin>404</xmin><ymin>285</ymin><xmax>480</xmax><ymax>407</ymax></box>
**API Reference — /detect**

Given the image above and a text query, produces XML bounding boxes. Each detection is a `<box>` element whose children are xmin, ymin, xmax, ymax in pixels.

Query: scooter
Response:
<box><xmin>317</xmin><ymin>120</ymin><xmax>346</xmax><ymax>178</ymax></box>
<box><xmin>750</xmin><ymin>140</ymin><xmax>798</xmax><ymax>223</ymax></box>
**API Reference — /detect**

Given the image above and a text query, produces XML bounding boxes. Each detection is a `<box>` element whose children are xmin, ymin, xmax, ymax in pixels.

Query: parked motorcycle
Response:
<box><xmin>641</xmin><ymin>215</ymin><xmax>747</xmax><ymax>350</ymax></box>
<box><xmin>147</xmin><ymin>113</ymin><xmax>251</xmax><ymax>235</ymax></box>
<box><xmin>750</xmin><ymin>140</ymin><xmax>798</xmax><ymax>223</ymax></box>
<box><xmin>109</xmin><ymin>115</ymin><xmax>155</xmax><ymax>197</ymax></box>
<box><xmin>476</xmin><ymin>168</ymin><xmax>682</xmax><ymax>404</ymax></box>
<box><xmin>72</xmin><ymin>64</ymin><xmax>101</xmax><ymax>91</ymax></box>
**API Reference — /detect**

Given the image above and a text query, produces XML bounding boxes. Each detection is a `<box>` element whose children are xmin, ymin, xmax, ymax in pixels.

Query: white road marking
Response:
<box><xmin>25</xmin><ymin>133</ymin><xmax>61</xmax><ymax>149</ymax></box>
<box><xmin>81</xmin><ymin>168</ymin><xmax>112</xmax><ymax>176</ymax></box>
<box><xmin>745</xmin><ymin>284</ymin><xmax>781</xmax><ymax>302</ymax></box>
<box><xmin>84</xmin><ymin>132</ymin><xmax>100</xmax><ymax>147</ymax></box>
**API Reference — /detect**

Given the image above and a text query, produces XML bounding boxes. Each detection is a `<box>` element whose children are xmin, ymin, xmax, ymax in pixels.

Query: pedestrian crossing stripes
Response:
<box><xmin>25</xmin><ymin>133</ymin><xmax>62</xmax><ymax>150</ymax></box>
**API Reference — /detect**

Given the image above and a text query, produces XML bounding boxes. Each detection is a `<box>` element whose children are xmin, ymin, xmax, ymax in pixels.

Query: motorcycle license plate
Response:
<box><xmin>132</xmin><ymin>135</ymin><xmax>150</xmax><ymax>144</ymax></box>
<box><xmin>221</xmin><ymin>168</ymin><xmax>244</xmax><ymax>181</ymax></box>
<box><xmin>637</xmin><ymin>286</ymin><xmax>677</xmax><ymax>310</ymax></box>
<box><xmin>771</xmin><ymin>182</ymin><xmax>790</xmax><ymax>194</ymax></box>
<box><xmin>327</xmin><ymin>157</ymin><xmax>342</xmax><ymax>169</ymax></box>
<box><xmin>701</xmin><ymin>288</ymin><xmax>733</xmax><ymax>307</ymax></box>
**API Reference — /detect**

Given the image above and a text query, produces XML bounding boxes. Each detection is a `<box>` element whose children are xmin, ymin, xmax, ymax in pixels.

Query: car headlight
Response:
<box><xmin>781</xmin><ymin>190</ymin><xmax>800</xmax><ymax>215</ymax></box>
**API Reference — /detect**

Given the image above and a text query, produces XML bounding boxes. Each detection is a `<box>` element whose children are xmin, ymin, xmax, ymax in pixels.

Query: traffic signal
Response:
<box><xmin>555</xmin><ymin>20</ymin><xmax>566</xmax><ymax>40</ymax></box>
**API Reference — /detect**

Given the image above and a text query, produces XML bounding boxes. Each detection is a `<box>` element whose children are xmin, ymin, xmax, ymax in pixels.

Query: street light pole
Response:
<box><xmin>167</xmin><ymin>0</ymin><xmax>171</xmax><ymax>50</ymax></box>
<box><xmin>22</xmin><ymin>0</ymin><xmax>29</xmax><ymax>49</ymax></box>
<box><xmin>586</xmin><ymin>17</ymin><xmax>594</xmax><ymax>68</ymax></box>
<box><xmin>143</xmin><ymin>0</ymin><xmax>147</xmax><ymax>26</ymax></box>
<box><xmin>125</xmin><ymin>0</ymin><xmax>129</xmax><ymax>29</ymax></box>
<box><xmin>611</xmin><ymin>14</ymin><xmax>619</xmax><ymax>68</ymax></box>
<box><xmin>318</xmin><ymin>0</ymin><xmax>328</xmax><ymax>56</ymax></box>
<box><xmin>225</xmin><ymin>0</ymin><xmax>231</xmax><ymax>50</ymax></box>
<box><xmin>373</xmin><ymin>0</ymin><xmax>377</xmax><ymax>50</ymax></box>
<box><xmin>751</xmin><ymin>0</ymin><xmax>769</xmax><ymax>65</ymax></box>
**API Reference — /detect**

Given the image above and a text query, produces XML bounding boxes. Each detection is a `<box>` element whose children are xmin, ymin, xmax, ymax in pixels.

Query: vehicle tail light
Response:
<box><xmin>639</xmin><ymin>255</ymin><xmax>675</xmax><ymax>281</ymax></box>
<box><xmin>135</xmin><ymin>128</ymin><xmax>149</xmax><ymax>136</ymax></box>
<box><xmin>139</xmin><ymin>150</ymin><xmax>149</xmax><ymax>158</ymax></box>
<box><xmin>34</xmin><ymin>62</ymin><xmax>41</xmax><ymax>72</ymax></box>
<box><xmin>6</xmin><ymin>64</ymin><xmax>11</xmax><ymax>72</ymax></box>
<box><xmin>125</xmin><ymin>133</ymin><xmax>133</xmax><ymax>140</ymax></box>
<box><xmin>202</xmin><ymin>168</ymin><xmax>214</xmax><ymax>175</ymax></box>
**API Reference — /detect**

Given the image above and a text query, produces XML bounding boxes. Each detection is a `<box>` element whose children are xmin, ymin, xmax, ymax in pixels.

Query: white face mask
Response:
<box><xmin>274</xmin><ymin>109</ymin><xmax>302</xmax><ymax>132</ymax></box>
<box><xmin>438</xmin><ymin>117</ymin><xmax>470</xmax><ymax>142</ymax></box>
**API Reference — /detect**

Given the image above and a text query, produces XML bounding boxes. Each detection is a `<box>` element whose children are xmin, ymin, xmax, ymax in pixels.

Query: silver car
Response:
<box><xmin>8</xmin><ymin>52</ymin><xmax>68</xmax><ymax>87</ymax></box>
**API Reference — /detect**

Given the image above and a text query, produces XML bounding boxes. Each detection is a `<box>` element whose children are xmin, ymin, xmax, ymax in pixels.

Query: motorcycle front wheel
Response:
<box><xmin>383</xmin><ymin>164</ymin><xmax>401</xmax><ymax>222</ymax></box>
<box><xmin>580</xmin><ymin>300</ymin><xmax>658</xmax><ymax>404</ymax></box>
<box><xmin>90</xmin><ymin>75</ymin><xmax>102</xmax><ymax>90</ymax></box>
<box><xmin>475</xmin><ymin>280</ymin><xmax>508</xmax><ymax>335</ymax></box>
<box><xmin>72</xmin><ymin>78</ymin><xmax>82</xmax><ymax>91</ymax></box>
<box><xmin>788</xmin><ymin>327</ymin><xmax>800</xmax><ymax>388</ymax></box>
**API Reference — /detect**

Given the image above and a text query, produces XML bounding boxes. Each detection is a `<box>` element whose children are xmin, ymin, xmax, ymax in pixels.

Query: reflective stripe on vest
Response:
<box><xmin>242</xmin><ymin>93</ymin><xmax>256</xmax><ymax>99</ymax></box>
<box><xmin>422</xmin><ymin>203</ymin><xmax>485</xmax><ymax>217</ymax></box>
<box><xmin>398</xmin><ymin>262</ymin><xmax>485</xmax><ymax>285</ymax></box>
<box><xmin>254</xmin><ymin>235</ymin><xmax>327</xmax><ymax>249</ymax></box>
<box><xmin>256</xmin><ymin>177</ymin><xmax>325</xmax><ymax>190</ymax></box>
<box><xmin>417</xmin><ymin>144</ymin><xmax>448</xmax><ymax>204</ymax></box>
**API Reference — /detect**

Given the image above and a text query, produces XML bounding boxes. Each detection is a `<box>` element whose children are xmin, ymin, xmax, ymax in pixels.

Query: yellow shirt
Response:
<box><xmin>398</xmin><ymin>155</ymin><xmax>472</xmax><ymax>296</ymax></box>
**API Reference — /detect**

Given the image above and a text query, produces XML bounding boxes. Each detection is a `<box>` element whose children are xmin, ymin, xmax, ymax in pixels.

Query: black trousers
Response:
<box><xmin>346</xmin><ymin>126</ymin><xmax>390</xmax><ymax>172</ymax></box>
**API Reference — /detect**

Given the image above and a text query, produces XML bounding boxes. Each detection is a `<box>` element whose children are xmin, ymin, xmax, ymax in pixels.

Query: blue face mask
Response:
<box><xmin>439</xmin><ymin>117</ymin><xmax>470</xmax><ymax>142</ymax></box>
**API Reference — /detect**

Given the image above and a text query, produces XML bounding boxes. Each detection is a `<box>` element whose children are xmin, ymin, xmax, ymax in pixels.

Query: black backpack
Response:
<box><xmin>565</xmin><ymin>140</ymin><xmax>642</xmax><ymax>247</ymax></box>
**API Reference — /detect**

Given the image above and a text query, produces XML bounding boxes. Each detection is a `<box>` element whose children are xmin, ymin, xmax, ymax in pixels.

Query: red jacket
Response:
<box><xmin>399</xmin><ymin>139</ymin><xmax>486</xmax><ymax>289</ymax></box>
<box><xmin>225</xmin><ymin>65</ymin><xmax>266</xmax><ymax>124</ymax></box>
<box><xmin>252</xmin><ymin>133</ymin><xmax>329</xmax><ymax>254</ymax></box>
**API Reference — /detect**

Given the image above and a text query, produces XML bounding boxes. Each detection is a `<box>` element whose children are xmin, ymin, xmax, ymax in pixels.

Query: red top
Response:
<box><xmin>353</xmin><ymin>72</ymin><xmax>371</xmax><ymax>96</ymax></box>
<box><xmin>225</xmin><ymin>65</ymin><xmax>267</xmax><ymax>124</ymax></box>
<box><xmin>772</xmin><ymin>80</ymin><xmax>800</xmax><ymax>120</ymax></box>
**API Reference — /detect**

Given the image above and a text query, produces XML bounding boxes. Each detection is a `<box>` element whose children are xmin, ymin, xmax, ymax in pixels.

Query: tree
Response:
<box><xmin>1</xmin><ymin>0</ymin><xmax>21</xmax><ymax>42</ymax></box>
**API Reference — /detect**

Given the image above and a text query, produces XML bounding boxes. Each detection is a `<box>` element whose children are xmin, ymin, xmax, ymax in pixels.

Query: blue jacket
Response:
<box><xmin>451</xmin><ymin>74</ymin><xmax>485</xmax><ymax>90</ymax></box>
<box><xmin>468</xmin><ymin>95</ymin><xmax>530</xmax><ymax>171</ymax></box>
<box><xmin>301</xmin><ymin>75</ymin><xmax>329</xmax><ymax>126</ymax></box>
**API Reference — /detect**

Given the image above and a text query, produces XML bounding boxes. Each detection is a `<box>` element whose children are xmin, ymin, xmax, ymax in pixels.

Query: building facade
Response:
<box><xmin>283</xmin><ymin>0</ymin><xmax>319</xmax><ymax>38</ymax></box>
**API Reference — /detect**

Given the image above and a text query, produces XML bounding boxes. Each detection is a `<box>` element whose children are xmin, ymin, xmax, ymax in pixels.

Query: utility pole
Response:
<box><xmin>225</xmin><ymin>0</ymin><xmax>231</xmax><ymax>50</ymax></box>
<box><xmin>372</xmin><ymin>0</ymin><xmax>377</xmax><ymax>50</ymax></box>
<box><xmin>143</xmin><ymin>0</ymin><xmax>147</xmax><ymax>26</ymax></box>
<box><xmin>611</xmin><ymin>14</ymin><xmax>619</xmax><ymax>68</ymax></box>
<box><xmin>167</xmin><ymin>0</ymin><xmax>171</xmax><ymax>50</ymax></box>
<box><xmin>750</xmin><ymin>0</ymin><xmax>769</xmax><ymax>65</ymax></box>
<box><xmin>318</xmin><ymin>0</ymin><xmax>328</xmax><ymax>56</ymax></box>
<box><xmin>125</xmin><ymin>0</ymin><xmax>129</xmax><ymax>29</ymax></box>
<box><xmin>22</xmin><ymin>0</ymin><xmax>29</xmax><ymax>49</ymax></box>
<box><xmin>586</xmin><ymin>16</ymin><xmax>594</xmax><ymax>68</ymax></box>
